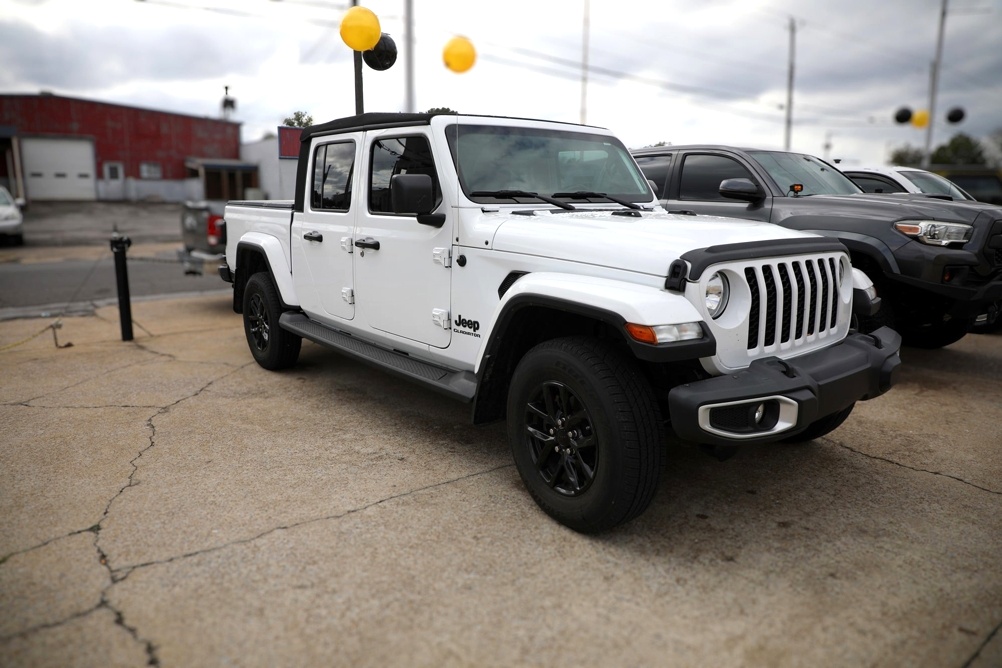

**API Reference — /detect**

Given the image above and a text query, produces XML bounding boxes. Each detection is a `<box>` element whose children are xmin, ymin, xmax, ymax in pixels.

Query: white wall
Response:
<box><xmin>242</xmin><ymin>136</ymin><xmax>299</xmax><ymax>201</ymax></box>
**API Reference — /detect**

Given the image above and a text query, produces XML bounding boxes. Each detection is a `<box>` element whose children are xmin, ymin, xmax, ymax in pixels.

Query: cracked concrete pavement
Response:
<box><xmin>1</xmin><ymin>290</ymin><xmax>1000</xmax><ymax>667</ymax></box>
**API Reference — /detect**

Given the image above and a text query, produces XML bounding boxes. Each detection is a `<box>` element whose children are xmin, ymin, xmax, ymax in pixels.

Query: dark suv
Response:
<box><xmin>631</xmin><ymin>145</ymin><xmax>1002</xmax><ymax>348</ymax></box>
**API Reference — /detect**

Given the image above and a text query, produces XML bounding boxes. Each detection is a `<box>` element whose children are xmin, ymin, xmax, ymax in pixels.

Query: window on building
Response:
<box><xmin>140</xmin><ymin>162</ymin><xmax>162</xmax><ymax>180</ymax></box>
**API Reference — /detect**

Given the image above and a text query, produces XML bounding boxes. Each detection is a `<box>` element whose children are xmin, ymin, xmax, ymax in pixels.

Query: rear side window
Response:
<box><xmin>850</xmin><ymin>174</ymin><xmax>906</xmax><ymax>194</ymax></box>
<box><xmin>311</xmin><ymin>141</ymin><xmax>355</xmax><ymax>211</ymax></box>
<box><xmin>678</xmin><ymin>154</ymin><xmax>753</xmax><ymax>200</ymax></box>
<box><xmin>634</xmin><ymin>154</ymin><xmax>672</xmax><ymax>198</ymax></box>
<box><xmin>369</xmin><ymin>135</ymin><xmax>441</xmax><ymax>214</ymax></box>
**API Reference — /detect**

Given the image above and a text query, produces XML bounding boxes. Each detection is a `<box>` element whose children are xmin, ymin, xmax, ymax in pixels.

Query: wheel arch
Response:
<box><xmin>233</xmin><ymin>235</ymin><xmax>298</xmax><ymax>314</ymax></box>
<box><xmin>471</xmin><ymin>274</ymin><xmax>713</xmax><ymax>425</ymax></box>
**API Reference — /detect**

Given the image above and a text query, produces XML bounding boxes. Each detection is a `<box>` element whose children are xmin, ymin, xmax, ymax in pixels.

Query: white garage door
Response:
<box><xmin>21</xmin><ymin>137</ymin><xmax>97</xmax><ymax>201</ymax></box>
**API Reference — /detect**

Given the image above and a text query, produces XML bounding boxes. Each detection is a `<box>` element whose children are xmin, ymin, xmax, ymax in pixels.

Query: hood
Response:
<box><xmin>801</xmin><ymin>193</ymin><xmax>999</xmax><ymax>223</ymax></box>
<box><xmin>490</xmin><ymin>209</ymin><xmax>814</xmax><ymax>277</ymax></box>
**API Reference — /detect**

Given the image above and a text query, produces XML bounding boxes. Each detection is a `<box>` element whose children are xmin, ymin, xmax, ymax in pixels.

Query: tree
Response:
<box><xmin>891</xmin><ymin>133</ymin><xmax>988</xmax><ymax>167</ymax></box>
<box><xmin>890</xmin><ymin>145</ymin><xmax>924</xmax><ymax>167</ymax></box>
<box><xmin>283</xmin><ymin>111</ymin><xmax>313</xmax><ymax>127</ymax></box>
<box><xmin>930</xmin><ymin>133</ymin><xmax>986</xmax><ymax>165</ymax></box>
<box><xmin>425</xmin><ymin>107</ymin><xmax>457</xmax><ymax>114</ymax></box>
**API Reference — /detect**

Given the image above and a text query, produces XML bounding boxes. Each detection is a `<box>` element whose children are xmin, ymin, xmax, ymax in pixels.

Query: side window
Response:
<box><xmin>369</xmin><ymin>135</ymin><xmax>441</xmax><ymax>214</ymax></box>
<box><xmin>849</xmin><ymin>174</ymin><xmax>905</xmax><ymax>194</ymax></box>
<box><xmin>633</xmin><ymin>154</ymin><xmax>672</xmax><ymax>198</ymax></box>
<box><xmin>311</xmin><ymin>141</ymin><xmax>355</xmax><ymax>211</ymax></box>
<box><xmin>678</xmin><ymin>154</ymin><xmax>753</xmax><ymax>200</ymax></box>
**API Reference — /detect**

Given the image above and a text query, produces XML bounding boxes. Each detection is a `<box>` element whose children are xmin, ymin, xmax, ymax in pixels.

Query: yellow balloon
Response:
<box><xmin>340</xmin><ymin>6</ymin><xmax>381</xmax><ymax>52</ymax></box>
<box><xmin>443</xmin><ymin>36</ymin><xmax>476</xmax><ymax>73</ymax></box>
<box><xmin>911</xmin><ymin>109</ymin><xmax>930</xmax><ymax>128</ymax></box>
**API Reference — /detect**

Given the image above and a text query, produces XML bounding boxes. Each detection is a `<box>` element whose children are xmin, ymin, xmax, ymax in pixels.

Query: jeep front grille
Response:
<box><xmin>744</xmin><ymin>257</ymin><xmax>841</xmax><ymax>351</ymax></box>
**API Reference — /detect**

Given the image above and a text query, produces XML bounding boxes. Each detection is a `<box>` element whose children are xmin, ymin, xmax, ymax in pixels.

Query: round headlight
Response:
<box><xmin>705</xmin><ymin>272</ymin><xmax>729</xmax><ymax>319</ymax></box>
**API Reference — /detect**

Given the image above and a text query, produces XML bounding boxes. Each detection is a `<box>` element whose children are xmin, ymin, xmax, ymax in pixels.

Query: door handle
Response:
<box><xmin>304</xmin><ymin>231</ymin><xmax>324</xmax><ymax>242</ymax></box>
<box><xmin>354</xmin><ymin>237</ymin><xmax>380</xmax><ymax>250</ymax></box>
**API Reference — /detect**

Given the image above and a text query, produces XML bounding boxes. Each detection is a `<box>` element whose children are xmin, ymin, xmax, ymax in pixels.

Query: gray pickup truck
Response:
<box><xmin>632</xmin><ymin>145</ymin><xmax>1002</xmax><ymax>347</ymax></box>
<box><xmin>178</xmin><ymin>200</ymin><xmax>226</xmax><ymax>275</ymax></box>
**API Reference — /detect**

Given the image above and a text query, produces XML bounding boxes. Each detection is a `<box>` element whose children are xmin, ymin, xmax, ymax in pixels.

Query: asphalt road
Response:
<box><xmin>0</xmin><ymin>201</ymin><xmax>228</xmax><ymax>318</ymax></box>
<box><xmin>1</xmin><ymin>200</ymin><xmax>1000</xmax><ymax>666</ymax></box>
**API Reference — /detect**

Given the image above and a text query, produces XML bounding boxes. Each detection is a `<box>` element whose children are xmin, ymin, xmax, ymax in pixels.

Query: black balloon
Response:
<box><xmin>363</xmin><ymin>34</ymin><xmax>397</xmax><ymax>71</ymax></box>
<box><xmin>894</xmin><ymin>107</ymin><xmax>912</xmax><ymax>124</ymax></box>
<box><xmin>946</xmin><ymin>107</ymin><xmax>965</xmax><ymax>123</ymax></box>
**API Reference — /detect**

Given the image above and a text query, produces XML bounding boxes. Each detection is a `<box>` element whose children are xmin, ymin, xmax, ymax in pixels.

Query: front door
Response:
<box><xmin>353</xmin><ymin>132</ymin><xmax>453</xmax><ymax>349</ymax></box>
<box><xmin>667</xmin><ymin>152</ymin><xmax>771</xmax><ymax>222</ymax></box>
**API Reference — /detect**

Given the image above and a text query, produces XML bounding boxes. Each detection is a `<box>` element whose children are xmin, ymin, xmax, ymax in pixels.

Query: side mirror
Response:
<box><xmin>719</xmin><ymin>178</ymin><xmax>764</xmax><ymax>202</ymax></box>
<box><xmin>14</xmin><ymin>197</ymin><xmax>26</xmax><ymax>209</ymax></box>
<box><xmin>390</xmin><ymin>173</ymin><xmax>445</xmax><ymax>227</ymax></box>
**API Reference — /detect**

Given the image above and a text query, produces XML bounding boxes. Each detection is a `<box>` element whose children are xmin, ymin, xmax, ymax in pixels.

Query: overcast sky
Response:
<box><xmin>3</xmin><ymin>0</ymin><xmax>1001</xmax><ymax>165</ymax></box>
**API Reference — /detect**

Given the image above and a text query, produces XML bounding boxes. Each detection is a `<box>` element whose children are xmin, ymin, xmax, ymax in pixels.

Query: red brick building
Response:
<box><xmin>0</xmin><ymin>93</ymin><xmax>257</xmax><ymax>202</ymax></box>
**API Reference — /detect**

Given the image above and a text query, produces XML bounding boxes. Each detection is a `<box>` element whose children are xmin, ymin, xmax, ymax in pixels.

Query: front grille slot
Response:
<box><xmin>745</xmin><ymin>256</ymin><xmax>841</xmax><ymax>351</ymax></box>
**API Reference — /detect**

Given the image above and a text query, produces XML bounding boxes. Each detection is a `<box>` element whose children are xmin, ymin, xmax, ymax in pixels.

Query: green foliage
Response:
<box><xmin>931</xmin><ymin>133</ymin><xmax>986</xmax><ymax>165</ymax></box>
<box><xmin>890</xmin><ymin>145</ymin><xmax>924</xmax><ymax>167</ymax></box>
<box><xmin>891</xmin><ymin>133</ymin><xmax>988</xmax><ymax>167</ymax></box>
<box><xmin>425</xmin><ymin>107</ymin><xmax>457</xmax><ymax>114</ymax></box>
<box><xmin>283</xmin><ymin>111</ymin><xmax>314</xmax><ymax>128</ymax></box>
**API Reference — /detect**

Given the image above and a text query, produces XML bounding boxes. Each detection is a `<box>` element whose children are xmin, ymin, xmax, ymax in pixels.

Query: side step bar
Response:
<box><xmin>279</xmin><ymin>312</ymin><xmax>477</xmax><ymax>402</ymax></box>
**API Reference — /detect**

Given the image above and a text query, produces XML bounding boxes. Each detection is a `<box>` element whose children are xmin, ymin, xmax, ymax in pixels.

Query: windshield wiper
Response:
<box><xmin>552</xmin><ymin>191</ymin><xmax>642</xmax><ymax>210</ymax></box>
<box><xmin>470</xmin><ymin>190</ymin><xmax>576</xmax><ymax>210</ymax></box>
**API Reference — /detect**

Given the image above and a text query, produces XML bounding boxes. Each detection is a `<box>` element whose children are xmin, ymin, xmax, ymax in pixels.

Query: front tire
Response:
<box><xmin>243</xmin><ymin>272</ymin><xmax>301</xmax><ymax>370</ymax></box>
<box><xmin>506</xmin><ymin>337</ymin><xmax>664</xmax><ymax>533</ymax></box>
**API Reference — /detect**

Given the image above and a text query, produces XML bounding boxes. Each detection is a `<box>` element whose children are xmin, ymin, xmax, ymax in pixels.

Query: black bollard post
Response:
<box><xmin>109</xmin><ymin>231</ymin><xmax>133</xmax><ymax>341</ymax></box>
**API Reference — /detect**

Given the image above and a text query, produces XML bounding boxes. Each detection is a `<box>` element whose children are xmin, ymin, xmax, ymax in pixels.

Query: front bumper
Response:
<box><xmin>668</xmin><ymin>327</ymin><xmax>901</xmax><ymax>446</ymax></box>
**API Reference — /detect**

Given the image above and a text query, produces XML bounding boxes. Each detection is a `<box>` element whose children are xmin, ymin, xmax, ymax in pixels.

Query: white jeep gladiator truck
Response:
<box><xmin>219</xmin><ymin>112</ymin><xmax>901</xmax><ymax>533</ymax></box>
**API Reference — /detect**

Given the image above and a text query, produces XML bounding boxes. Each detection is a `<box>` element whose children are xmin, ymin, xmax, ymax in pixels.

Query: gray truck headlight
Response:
<box><xmin>894</xmin><ymin>220</ymin><xmax>972</xmax><ymax>246</ymax></box>
<box><xmin>705</xmin><ymin>272</ymin><xmax>729</xmax><ymax>319</ymax></box>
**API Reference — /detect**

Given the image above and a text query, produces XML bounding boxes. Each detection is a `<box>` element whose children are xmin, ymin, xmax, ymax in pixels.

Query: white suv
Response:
<box><xmin>839</xmin><ymin>164</ymin><xmax>974</xmax><ymax>202</ymax></box>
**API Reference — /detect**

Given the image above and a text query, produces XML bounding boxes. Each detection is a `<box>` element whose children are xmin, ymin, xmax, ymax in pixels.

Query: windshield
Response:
<box><xmin>0</xmin><ymin>188</ymin><xmax>13</xmax><ymax>206</ymax></box>
<box><xmin>749</xmin><ymin>150</ymin><xmax>862</xmax><ymax>196</ymax></box>
<box><xmin>900</xmin><ymin>170</ymin><xmax>974</xmax><ymax>200</ymax></box>
<box><xmin>446</xmin><ymin>123</ymin><xmax>653</xmax><ymax>205</ymax></box>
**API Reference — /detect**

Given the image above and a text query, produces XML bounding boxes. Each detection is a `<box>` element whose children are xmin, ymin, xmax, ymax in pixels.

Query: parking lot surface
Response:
<box><xmin>1</xmin><ymin>286</ymin><xmax>1000</xmax><ymax>667</ymax></box>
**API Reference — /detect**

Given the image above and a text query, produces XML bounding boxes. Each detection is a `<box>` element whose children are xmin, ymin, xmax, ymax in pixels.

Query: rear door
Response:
<box><xmin>291</xmin><ymin>137</ymin><xmax>359</xmax><ymax>322</ymax></box>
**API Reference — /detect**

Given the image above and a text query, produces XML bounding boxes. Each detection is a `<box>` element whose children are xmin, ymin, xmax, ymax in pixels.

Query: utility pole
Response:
<box><xmin>580</xmin><ymin>0</ymin><xmax>590</xmax><ymax>125</ymax></box>
<box><xmin>784</xmin><ymin>16</ymin><xmax>795</xmax><ymax>151</ymax></box>
<box><xmin>922</xmin><ymin>0</ymin><xmax>948</xmax><ymax>168</ymax></box>
<box><xmin>404</xmin><ymin>0</ymin><xmax>414</xmax><ymax>112</ymax></box>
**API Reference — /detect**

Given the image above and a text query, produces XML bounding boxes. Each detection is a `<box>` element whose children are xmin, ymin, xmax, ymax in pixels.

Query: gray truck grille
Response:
<box><xmin>744</xmin><ymin>257</ymin><xmax>840</xmax><ymax>350</ymax></box>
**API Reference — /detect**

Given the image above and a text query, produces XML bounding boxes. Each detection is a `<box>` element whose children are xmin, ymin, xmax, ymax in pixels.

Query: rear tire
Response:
<box><xmin>506</xmin><ymin>337</ymin><xmax>664</xmax><ymax>533</ymax></box>
<box><xmin>243</xmin><ymin>272</ymin><xmax>301</xmax><ymax>370</ymax></box>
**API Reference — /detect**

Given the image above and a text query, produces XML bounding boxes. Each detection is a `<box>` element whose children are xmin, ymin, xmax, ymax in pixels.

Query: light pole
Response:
<box><xmin>922</xmin><ymin>0</ymin><xmax>948</xmax><ymax>168</ymax></box>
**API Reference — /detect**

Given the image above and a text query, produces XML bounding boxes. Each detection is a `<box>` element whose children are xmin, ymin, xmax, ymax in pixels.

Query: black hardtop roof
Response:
<box><xmin>300</xmin><ymin>111</ymin><xmax>606</xmax><ymax>144</ymax></box>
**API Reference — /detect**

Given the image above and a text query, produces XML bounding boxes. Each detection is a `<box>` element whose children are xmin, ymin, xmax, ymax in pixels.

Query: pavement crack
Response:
<box><xmin>960</xmin><ymin>618</ymin><xmax>1002</xmax><ymax>668</ymax></box>
<box><xmin>111</xmin><ymin>463</ymin><xmax>515</xmax><ymax>581</ymax></box>
<box><xmin>0</xmin><ymin>525</ymin><xmax>100</xmax><ymax>567</ymax></box>
<box><xmin>830</xmin><ymin>439</ymin><xmax>1001</xmax><ymax>495</ymax></box>
<box><xmin>0</xmin><ymin>603</ymin><xmax>103</xmax><ymax>643</ymax></box>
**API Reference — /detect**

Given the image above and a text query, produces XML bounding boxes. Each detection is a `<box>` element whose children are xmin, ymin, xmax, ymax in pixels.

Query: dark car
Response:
<box><xmin>631</xmin><ymin>145</ymin><xmax>1002</xmax><ymax>347</ymax></box>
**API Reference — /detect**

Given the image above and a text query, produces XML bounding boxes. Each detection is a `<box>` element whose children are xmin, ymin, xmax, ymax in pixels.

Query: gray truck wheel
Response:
<box><xmin>243</xmin><ymin>272</ymin><xmax>302</xmax><ymax>370</ymax></box>
<box><xmin>783</xmin><ymin>403</ymin><xmax>855</xmax><ymax>443</ymax></box>
<box><xmin>506</xmin><ymin>337</ymin><xmax>664</xmax><ymax>533</ymax></box>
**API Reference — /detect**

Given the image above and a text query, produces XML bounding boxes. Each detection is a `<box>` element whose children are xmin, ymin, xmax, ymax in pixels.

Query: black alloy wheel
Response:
<box><xmin>242</xmin><ymin>272</ymin><xmax>302</xmax><ymax>370</ymax></box>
